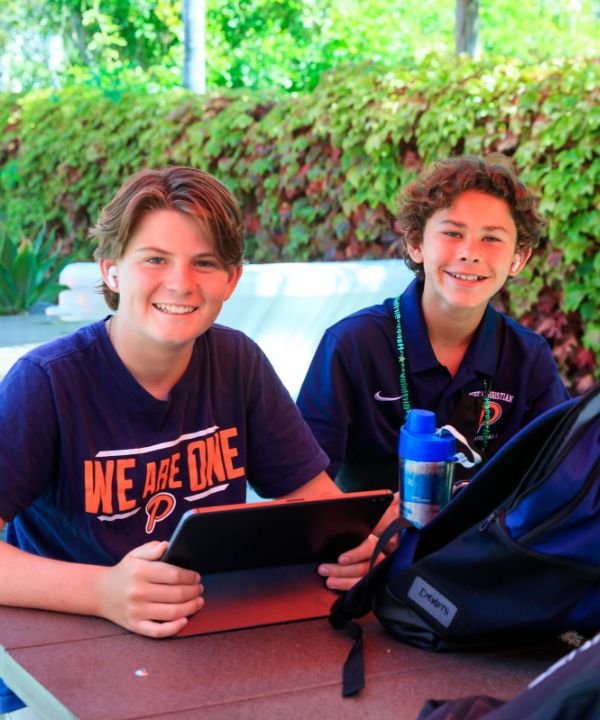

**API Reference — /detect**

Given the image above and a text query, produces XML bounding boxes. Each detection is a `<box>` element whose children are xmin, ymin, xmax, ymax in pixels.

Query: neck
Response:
<box><xmin>107</xmin><ymin>317</ymin><xmax>193</xmax><ymax>400</ymax></box>
<box><xmin>422</xmin><ymin>301</ymin><xmax>485</xmax><ymax>346</ymax></box>
<box><xmin>420</xmin><ymin>294</ymin><xmax>486</xmax><ymax>378</ymax></box>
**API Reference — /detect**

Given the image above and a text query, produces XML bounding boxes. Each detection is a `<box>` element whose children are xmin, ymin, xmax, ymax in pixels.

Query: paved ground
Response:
<box><xmin>0</xmin><ymin>313</ymin><xmax>89</xmax><ymax>347</ymax></box>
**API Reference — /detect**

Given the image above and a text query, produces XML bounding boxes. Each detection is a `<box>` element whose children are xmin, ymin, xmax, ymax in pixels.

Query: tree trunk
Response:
<box><xmin>183</xmin><ymin>0</ymin><xmax>206</xmax><ymax>93</ymax></box>
<box><xmin>70</xmin><ymin>9</ymin><xmax>91</xmax><ymax>66</ymax></box>
<box><xmin>455</xmin><ymin>0</ymin><xmax>479</xmax><ymax>56</ymax></box>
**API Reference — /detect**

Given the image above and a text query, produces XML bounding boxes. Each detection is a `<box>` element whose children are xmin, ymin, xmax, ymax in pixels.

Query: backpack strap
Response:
<box><xmin>329</xmin><ymin>605</ymin><xmax>366</xmax><ymax>697</ymax></box>
<box><xmin>329</xmin><ymin>516</ymin><xmax>415</xmax><ymax>697</ymax></box>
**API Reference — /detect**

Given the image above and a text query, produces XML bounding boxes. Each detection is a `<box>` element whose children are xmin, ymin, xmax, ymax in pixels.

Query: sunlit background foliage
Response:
<box><xmin>0</xmin><ymin>1</ymin><xmax>598</xmax><ymax>391</ymax></box>
<box><xmin>1</xmin><ymin>1</ymin><xmax>599</xmax><ymax>93</ymax></box>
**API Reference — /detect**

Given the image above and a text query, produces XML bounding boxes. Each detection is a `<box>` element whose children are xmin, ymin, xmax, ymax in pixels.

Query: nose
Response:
<box><xmin>164</xmin><ymin>262</ymin><xmax>194</xmax><ymax>294</ymax></box>
<box><xmin>458</xmin><ymin>234</ymin><xmax>481</xmax><ymax>263</ymax></box>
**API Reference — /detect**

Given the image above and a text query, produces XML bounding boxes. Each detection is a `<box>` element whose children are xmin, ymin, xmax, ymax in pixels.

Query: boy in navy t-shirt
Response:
<box><xmin>298</xmin><ymin>154</ymin><xmax>569</xmax><ymax>496</ymax></box>
<box><xmin>0</xmin><ymin>167</ymin><xmax>371</xmax><ymax>715</ymax></box>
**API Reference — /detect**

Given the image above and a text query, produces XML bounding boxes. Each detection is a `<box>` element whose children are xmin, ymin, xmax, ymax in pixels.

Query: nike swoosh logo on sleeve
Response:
<box><xmin>374</xmin><ymin>391</ymin><xmax>403</xmax><ymax>402</ymax></box>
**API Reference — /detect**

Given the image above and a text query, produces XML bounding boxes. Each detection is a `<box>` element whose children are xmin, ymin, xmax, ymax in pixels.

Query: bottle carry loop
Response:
<box><xmin>441</xmin><ymin>424</ymin><xmax>483</xmax><ymax>469</ymax></box>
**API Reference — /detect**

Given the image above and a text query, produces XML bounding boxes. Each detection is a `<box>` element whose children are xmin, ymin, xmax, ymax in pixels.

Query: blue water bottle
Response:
<box><xmin>399</xmin><ymin>409</ymin><xmax>456</xmax><ymax>529</ymax></box>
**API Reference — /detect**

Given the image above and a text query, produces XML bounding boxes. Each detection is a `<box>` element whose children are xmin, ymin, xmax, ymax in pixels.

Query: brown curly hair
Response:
<box><xmin>91</xmin><ymin>166</ymin><xmax>244</xmax><ymax>310</ymax></box>
<box><xmin>397</xmin><ymin>154</ymin><xmax>546</xmax><ymax>279</ymax></box>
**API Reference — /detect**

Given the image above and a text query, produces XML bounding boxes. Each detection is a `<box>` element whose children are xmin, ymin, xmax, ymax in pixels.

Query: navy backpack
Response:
<box><xmin>330</xmin><ymin>384</ymin><xmax>600</xmax><ymax>697</ymax></box>
<box><xmin>417</xmin><ymin>631</ymin><xmax>600</xmax><ymax>720</ymax></box>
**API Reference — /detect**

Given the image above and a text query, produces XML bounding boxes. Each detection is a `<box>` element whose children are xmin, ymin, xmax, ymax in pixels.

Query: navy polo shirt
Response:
<box><xmin>297</xmin><ymin>279</ymin><xmax>569</xmax><ymax>492</ymax></box>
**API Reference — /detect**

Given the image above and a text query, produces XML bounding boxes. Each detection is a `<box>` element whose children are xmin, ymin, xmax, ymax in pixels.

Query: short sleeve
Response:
<box><xmin>523</xmin><ymin>339</ymin><xmax>570</xmax><ymax>423</ymax></box>
<box><xmin>296</xmin><ymin>329</ymin><xmax>355</xmax><ymax>478</ymax></box>
<box><xmin>244</xmin><ymin>344</ymin><xmax>329</xmax><ymax>498</ymax></box>
<box><xmin>0</xmin><ymin>358</ymin><xmax>59</xmax><ymax>520</ymax></box>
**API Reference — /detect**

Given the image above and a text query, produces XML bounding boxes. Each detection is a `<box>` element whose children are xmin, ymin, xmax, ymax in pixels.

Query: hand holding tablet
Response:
<box><xmin>161</xmin><ymin>490</ymin><xmax>393</xmax><ymax>636</ymax></box>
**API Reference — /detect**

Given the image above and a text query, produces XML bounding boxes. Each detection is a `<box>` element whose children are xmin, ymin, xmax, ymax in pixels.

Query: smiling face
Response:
<box><xmin>407</xmin><ymin>190</ymin><xmax>530</xmax><ymax>320</ymax></box>
<box><xmin>100</xmin><ymin>209</ymin><xmax>241</xmax><ymax>356</ymax></box>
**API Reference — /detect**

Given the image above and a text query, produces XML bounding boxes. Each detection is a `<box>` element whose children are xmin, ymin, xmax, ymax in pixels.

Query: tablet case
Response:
<box><xmin>163</xmin><ymin>490</ymin><xmax>393</xmax><ymax>636</ymax></box>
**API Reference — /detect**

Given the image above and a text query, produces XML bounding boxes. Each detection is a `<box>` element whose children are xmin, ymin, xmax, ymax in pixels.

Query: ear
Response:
<box><xmin>406</xmin><ymin>242</ymin><xmax>423</xmax><ymax>265</ymax></box>
<box><xmin>99</xmin><ymin>259</ymin><xmax>119</xmax><ymax>290</ymax></box>
<box><xmin>508</xmin><ymin>248</ymin><xmax>532</xmax><ymax>277</ymax></box>
<box><xmin>223</xmin><ymin>265</ymin><xmax>243</xmax><ymax>301</ymax></box>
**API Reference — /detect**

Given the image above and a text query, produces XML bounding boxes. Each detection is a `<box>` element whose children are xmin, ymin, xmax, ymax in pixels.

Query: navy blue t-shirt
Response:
<box><xmin>0</xmin><ymin>319</ymin><xmax>328</xmax><ymax>713</ymax></box>
<box><xmin>297</xmin><ymin>279</ymin><xmax>569</xmax><ymax>491</ymax></box>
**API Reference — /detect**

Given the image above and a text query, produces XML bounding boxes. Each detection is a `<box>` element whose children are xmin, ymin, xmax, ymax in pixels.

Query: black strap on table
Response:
<box><xmin>329</xmin><ymin>516</ymin><xmax>413</xmax><ymax>697</ymax></box>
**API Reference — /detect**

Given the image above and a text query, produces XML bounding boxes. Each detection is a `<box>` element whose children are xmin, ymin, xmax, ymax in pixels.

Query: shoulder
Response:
<box><xmin>7</xmin><ymin>321</ymin><xmax>106</xmax><ymax>377</ymax></box>
<box><xmin>303</xmin><ymin>299</ymin><xmax>398</xmax><ymax>377</ymax></box>
<box><xmin>0</xmin><ymin>323</ymin><xmax>109</xmax><ymax>441</ymax></box>
<box><xmin>323</xmin><ymin>299</ymin><xmax>394</xmax><ymax>342</ymax></box>
<box><xmin>491</xmin><ymin>311</ymin><xmax>568</xmax><ymax>403</ymax></box>
<box><xmin>496</xmin><ymin>312</ymin><xmax>553</xmax><ymax>356</ymax></box>
<box><xmin>200</xmin><ymin>324</ymin><xmax>276</xmax><ymax>380</ymax></box>
<box><xmin>204</xmin><ymin>323</ymin><xmax>264</xmax><ymax>356</ymax></box>
<box><xmin>323</xmin><ymin>278</ymin><xmax>420</xmax><ymax>343</ymax></box>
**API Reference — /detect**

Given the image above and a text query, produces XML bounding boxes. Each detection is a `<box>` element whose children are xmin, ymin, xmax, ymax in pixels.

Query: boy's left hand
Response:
<box><xmin>317</xmin><ymin>492</ymin><xmax>400</xmax><ymax>591</ymax></box>
<box><xmin>317</xmin><ymin>533</ymin><xmax>383</xmax><ymax>591</ymax></box>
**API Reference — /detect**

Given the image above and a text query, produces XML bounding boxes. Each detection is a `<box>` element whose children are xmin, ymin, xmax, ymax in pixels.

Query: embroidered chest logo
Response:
<box><xmin>470</xmin><ymin>389</ymin><xmax>514</xmax><ymax>433</ymax></box>
<box><xmin>478</xmin><ymin>401</ymin><xmax>502</xmax><ymax>428</ymax></box>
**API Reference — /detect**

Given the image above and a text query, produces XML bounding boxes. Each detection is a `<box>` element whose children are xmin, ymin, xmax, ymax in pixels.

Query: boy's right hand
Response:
<box><xmin>96</xmin><ymin>540</ymin><xmax>204</xmax><ymax>638</ymax></box>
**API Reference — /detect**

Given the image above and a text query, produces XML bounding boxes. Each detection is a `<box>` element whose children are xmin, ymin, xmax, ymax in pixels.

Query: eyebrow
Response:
<box><xmin>439</xmin><ymin>219</ymin><xmax>511</xmax><ymax>234</ymax></box>
<box><xmin>133</xmin><ymin>246</ymin><xmax>218</xmax><ymax>258</ymax></box>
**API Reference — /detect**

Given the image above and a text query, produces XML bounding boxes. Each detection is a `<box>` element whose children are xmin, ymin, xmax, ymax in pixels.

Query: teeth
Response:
<box><xmin>154</xmin><ymin>304</ymin><xmax>196</xmax><ymax>314</ymax></box>
<box><xmin>450</xmin><ymin>272</ymin><xmax>485</xmax><ymax>281</ymax></box>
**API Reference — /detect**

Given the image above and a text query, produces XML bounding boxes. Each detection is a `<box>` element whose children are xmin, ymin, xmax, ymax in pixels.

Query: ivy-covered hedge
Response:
<box><xmin>0</xmin><ymin>55</ymin><xmax>598</xmax><ymax>392</ymax></box>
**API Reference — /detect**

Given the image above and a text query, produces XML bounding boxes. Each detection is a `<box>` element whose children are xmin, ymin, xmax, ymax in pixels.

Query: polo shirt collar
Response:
<box><xmin>464</xmin><ymin>301</ymin><xmax>500</xmax><ymax>377</ymax></box>
<box><xmin>400</xmin><ymin>279</ymin><xmax>439</xmax><ymax>372</ymax></box>
<box><xmin>400</xmin><ymin>278</ymin><xmax>500</xmax><ymax>378</ymax></box>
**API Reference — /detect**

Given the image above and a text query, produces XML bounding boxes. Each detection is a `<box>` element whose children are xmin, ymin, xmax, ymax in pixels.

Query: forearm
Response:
<box><xmin>0</xmin><ymin>541</ymin><xmax>104</xmax><ymax>617</ymax></box>
<box><xmin>0</xmin><ymin>538</ymin><xmax>204</xmax><ymax>638</ymax></box>
<box><xmin>282</xmin><ymin>470</ymin><xmax>342</xmax><ymax>498</ymax></box>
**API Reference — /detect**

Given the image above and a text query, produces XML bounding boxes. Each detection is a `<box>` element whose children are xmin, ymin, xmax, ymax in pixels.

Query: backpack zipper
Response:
<box><xmin>478</xmin><ymin>511</ymin><xmax>497</xmax><ymax>532</ymax></box>
<box><xmin>509</xmin><ymin>391</ymin><xmax>599</xmax><ymax>510</ymax></box>
<box><xmin>507</xmin><ymin>415</ymin><xmax>593</xmax><ymax>511</ymax></box>
<box><xmin>516</xmin><ymin>455</ymin><xmax>599</xmax><ymax>546</ymax></box>
<box><xmin>485</xmin><ymin>511</ymin><xmax>600</xmax><ymax>578</ymax></box>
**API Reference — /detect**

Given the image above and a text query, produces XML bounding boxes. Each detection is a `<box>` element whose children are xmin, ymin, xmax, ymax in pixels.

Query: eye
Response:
<box><xmin>194</xmin><ymin>258</ymin><xmax>220</xmax><ymax>269</ymax></box>
<box><xmin>483</xmin><ymin>235</ymin><xmax>502</xmax><ymax>243</ymax></box>
<box><xmin>146</xmin><ymin>256</ymin><xmax>166</xmax><ymax>264</ymax></box>
<box><xmin>443</xmin><ymin>230</ymin><xmax>462</xmax><ymax>238</ymax></box>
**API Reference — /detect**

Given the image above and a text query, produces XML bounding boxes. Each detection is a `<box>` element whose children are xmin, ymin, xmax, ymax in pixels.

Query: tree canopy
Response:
<box><xmin>2</xmin><ymin>0</ymin><xmax>599</xmax><ymax>92</ymax></box>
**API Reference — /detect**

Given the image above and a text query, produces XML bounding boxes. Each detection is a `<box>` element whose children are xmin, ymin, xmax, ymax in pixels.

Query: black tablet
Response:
<box><xmin>161</xmin><ymin>490</ymin><xmax>393</xmax><ymax>575</ymax></box>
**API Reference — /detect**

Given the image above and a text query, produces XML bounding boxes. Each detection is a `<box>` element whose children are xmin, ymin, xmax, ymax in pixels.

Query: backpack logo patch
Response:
<box><xmin>408</xmin><ymin>576</ymin><xmax>457</xmax><ymax>628</ymax></box>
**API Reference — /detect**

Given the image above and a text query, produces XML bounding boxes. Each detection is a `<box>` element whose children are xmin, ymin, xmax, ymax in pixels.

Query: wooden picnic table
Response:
<box><xmin>0</xmin><ymin>605</ymin><xmax>565</xmax><ymax>719</ymax></box>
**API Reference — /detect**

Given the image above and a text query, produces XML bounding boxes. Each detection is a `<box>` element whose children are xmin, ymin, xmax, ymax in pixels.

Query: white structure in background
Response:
<box><xmin>46</xmin><ymin>260</ymin><xmax>413</xmax><ymax>399</ymax></box>
<box><xmin>45</xmin><ymin>263</ymin><xmax>109</xmax><ymax>322</ymax></box>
